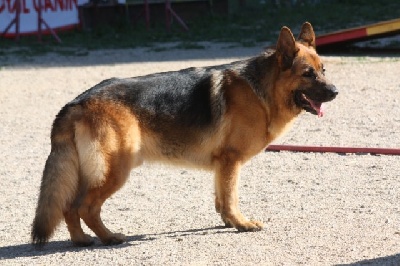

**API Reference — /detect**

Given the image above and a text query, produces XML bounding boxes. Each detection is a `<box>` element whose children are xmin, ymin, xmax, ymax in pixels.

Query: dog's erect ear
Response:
<box><xmin>276</xmin><ymin>26</ymin><xmax>298</xmax><ymax>71</ymax></box>
<box><xmin>298</xmin><ymin>22</ymin><xmax>316</xmax><ymax>49</ymax></box>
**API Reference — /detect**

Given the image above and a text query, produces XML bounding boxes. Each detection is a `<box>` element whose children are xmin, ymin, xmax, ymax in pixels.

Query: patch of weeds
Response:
<box><xmin>73</xmin><ymin>49</ymin><xmax>90</xmax><ymax>56</ymax></box>
<box><xmin>387</xmin><ymin>40</ymin><xmax>400</xmax><ymax>48</ymax></box>
<box><xmin>147</xmin><ymin>42</ymin><xmax>206</xmax><ymax>52</ymax></box>
<box><xmin>222</xmin><ymin>44</ymin><xmax>239</xmax><ymax>49</ymax></box>
<box><xmin>240</xmin><ymin>40</ymin><xmax>257</xmax><ymax>47</ymax></box>
<box><xmin>173</xmin><ymin>42</ymin><xmax>206</xmax><ymax>50</ymax></box>
<box><xmin>148</xmin><ymin>46</ymin><xmax>169</xmax><ymax>52</ymax></box>
<box><xmin>52</xmin><ymin>48</ymin><xmax>89</xmax><ymax>57</ymax></box>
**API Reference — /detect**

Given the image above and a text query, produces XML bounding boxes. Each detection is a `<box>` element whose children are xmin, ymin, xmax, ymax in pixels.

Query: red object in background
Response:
<box><xmin>36</xmin><ymin>0</ymin><xmax>62</xmax><ymax>43</ymax></box>
<box><xmin>266</xmin><ymin>145</ymin><xmax>400</xmax><ymax>156</ymax></box>
<box><xmin>165</xmin><ymin>0</ymin><xmax>188</xmax><ymax>31</ymax></box>
<box><xmin>316</xmin><ymin>18</ymin><xmax>400</xmax><ymax>47</ymax></box>
<box><xmin>0</xmin><ymin>0</ymin><xmax>80</xmax><ymax>42</ymax></box>
<box><xmin>1</xmin><ymin>0</ymin><xmax>21</xmax><ymax>41</ymax></box>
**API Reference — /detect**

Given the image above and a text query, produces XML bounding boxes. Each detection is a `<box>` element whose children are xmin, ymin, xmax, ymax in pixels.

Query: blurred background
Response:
<box><xmin>1</xmin><ymin>0</ymin><xmax>399</xmax><ymax>54</ymax></box>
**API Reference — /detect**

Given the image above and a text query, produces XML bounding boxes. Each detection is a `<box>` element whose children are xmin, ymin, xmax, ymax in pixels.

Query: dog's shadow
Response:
<box><xmin>136</xmin><ymin>225</ymin><xmax>230</xmax><ymax>239</ymax></box>
<box><xmin>0</xmin><ymin>226</ymin><xmax>231</xmax><ymax>259</ymax></box>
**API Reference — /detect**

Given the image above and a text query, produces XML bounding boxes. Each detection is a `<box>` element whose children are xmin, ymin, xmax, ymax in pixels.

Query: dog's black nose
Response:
<box><xmin>327</xmin><ymin>84</ymin><xmax>338</xmax><ymax>99</ymax></box>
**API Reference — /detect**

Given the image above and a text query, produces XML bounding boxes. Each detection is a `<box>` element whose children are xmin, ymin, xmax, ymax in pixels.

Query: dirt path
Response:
<box><xmin>0</xmin><ymin>44</ymin><xmax>399</xmax><ymax>265</ymax></box>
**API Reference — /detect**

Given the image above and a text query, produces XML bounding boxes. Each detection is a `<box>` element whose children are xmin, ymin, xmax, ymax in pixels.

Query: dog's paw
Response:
<box><xmin>235</xmin><ymin>220</ymin><xmax>264</xmax><ymax>232</ymax></box>
<box><xmin>72</xmin><ymin>234</ymin><xmax>95</xmax><ymax>247</ymax></box>
<box><xmin>103</xmin><ymin>233</ymin><xmax>126</xmax><ymax>245</ymax></box>
<box><xmin>222</xmin><ymin>217</ymin><xmax>234</xmax><ymax>228</ymax></box>
<box><xmin>220</xmin><ymin>211</ymin><xmax>263</xmax><ymax>231</ymax></box>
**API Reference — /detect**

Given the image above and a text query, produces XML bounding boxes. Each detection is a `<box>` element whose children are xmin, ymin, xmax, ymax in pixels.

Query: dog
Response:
<box><xmin>32</xmin><ymin>22</ymin><xmax>337</xmax><ymax>247</ymax></box>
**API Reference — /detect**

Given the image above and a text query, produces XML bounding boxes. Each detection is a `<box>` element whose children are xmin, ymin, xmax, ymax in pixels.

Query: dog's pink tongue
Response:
<box><xmin>317</xmin><ymin>103</ymin><xmax>325</xmax><ymax>117</ymax></box>
<box><xmin>310</xmin><ymin>100</ymin><xmax>325</xmax><ymax>118</ymax></box>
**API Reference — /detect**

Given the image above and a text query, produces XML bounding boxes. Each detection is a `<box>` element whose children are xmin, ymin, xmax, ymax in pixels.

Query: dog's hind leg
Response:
<box><xmin>73</xmin><ymin>102</ymin><xmax>142</xmax><ymax>245</ymax></box>
<box><xmin>63</xmin><ymin>177</ymin><xmax>95</xmax><ymax>246</ymax></box>
<box><xmin>64</xmin><ymin>207</ymin><xmax>94</xmax><ymax>246</ymax></box>
<box><xmin>77</xmin><ymin>148</ymin><xmax>139</xmax><ymax>245</ymax></box>
<box><xmin>78</xmin><ymin>178</ymin><xmax>128</xmax><ymax>245</ymax></box>
<box><xmin>76</xmin><ymin>147</ymin><xmax>136</xmax><ymax>245</ymax></box>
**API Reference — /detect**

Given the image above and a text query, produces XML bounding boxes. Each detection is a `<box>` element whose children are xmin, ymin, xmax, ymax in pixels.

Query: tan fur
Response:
<box><xmin>32</xmin><ymin>22</ymin><xmax>337</xmax><ymax>246</ymax></box>
<box><xmin>75</xmin><ymin>122</ymin><xmax>107</xmax><ymax>187</ymax></box>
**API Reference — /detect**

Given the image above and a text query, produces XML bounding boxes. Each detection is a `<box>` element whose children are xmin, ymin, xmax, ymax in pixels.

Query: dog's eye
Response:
<box><xmin>302</xmin><ymin>69</ymin><xmax>315</xmax><ymax>78</ymax></box>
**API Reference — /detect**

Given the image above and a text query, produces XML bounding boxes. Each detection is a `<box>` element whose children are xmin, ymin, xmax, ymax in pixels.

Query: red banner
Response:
<box><xmin>0</xmin><ymin>0</ymin><xmax>79</xmax><ymax>36</ymax></box>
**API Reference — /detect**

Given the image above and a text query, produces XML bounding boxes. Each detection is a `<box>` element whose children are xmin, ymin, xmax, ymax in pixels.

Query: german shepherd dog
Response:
<box><xmin>32</xmin><ymin>22</ymin><xmax>337</xmax><ymax>247</ymax></box>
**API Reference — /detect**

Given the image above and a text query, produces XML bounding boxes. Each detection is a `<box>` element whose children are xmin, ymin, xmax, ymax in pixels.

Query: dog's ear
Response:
<box><xmin>298</xmin><ymin>22</ymin><xmax>316</xmax><ymax>49</ymax></box>
<box><xmin>276</xmin><ymin>26</ymin><xmax>298</xmax><ymax>71</ymax></box>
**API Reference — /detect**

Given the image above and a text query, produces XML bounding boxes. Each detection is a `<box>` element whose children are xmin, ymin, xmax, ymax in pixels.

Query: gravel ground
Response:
<box><xmin>0</xmin><ymin>43</ymin><xmax>399</xmax><ymax>265</ymax></box>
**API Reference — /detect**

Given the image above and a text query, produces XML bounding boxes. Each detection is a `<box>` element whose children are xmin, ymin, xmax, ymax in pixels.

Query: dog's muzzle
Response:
<box><xmin>295</xmin><ymin>85</ymin><xmax>338</xmax><ymax>117</ymax></box>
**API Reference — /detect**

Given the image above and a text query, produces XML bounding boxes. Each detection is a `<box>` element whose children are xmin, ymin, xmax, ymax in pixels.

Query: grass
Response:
<box><xmin>1</xmin><ymin>0</ymin><xmax>400</xmax><ymax>56</ymax></box>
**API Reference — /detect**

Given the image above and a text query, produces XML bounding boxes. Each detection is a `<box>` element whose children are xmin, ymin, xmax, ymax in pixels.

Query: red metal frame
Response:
<box><xmin>266</xmin><ymin>145</ymin><xmax>400</xmax><ymax>156</ymax></box>
<box><xmin>165</xmin><ymin>0</ymin><xmax>189</xmax><ymax>31</ymax></box>
<box><xmin>37</xmin><ymin>0</ymin><xmax>62</xmax><ymax>43</ymax></box>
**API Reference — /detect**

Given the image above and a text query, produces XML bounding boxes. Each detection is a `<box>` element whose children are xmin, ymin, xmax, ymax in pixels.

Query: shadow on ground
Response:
<box><xmin>0</xmin><ymin>44</ymin><xmax>263</xmax><ymax>68</ymax></box>
<box><xmin>337</xmin><ymin>253</ymin><xmax>400</xmax><ymax>266</ymax></box>
<box><xmin>0</xmin><ymin>226</ymin><xmax>231</xmax><ymax>259</ymax></box>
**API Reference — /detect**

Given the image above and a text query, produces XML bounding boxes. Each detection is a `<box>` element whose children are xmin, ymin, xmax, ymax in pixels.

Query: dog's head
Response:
<box><xmin>275</xmin><ymin>22</ymin><xmax>338</xmax><ymax>117</ymax></box>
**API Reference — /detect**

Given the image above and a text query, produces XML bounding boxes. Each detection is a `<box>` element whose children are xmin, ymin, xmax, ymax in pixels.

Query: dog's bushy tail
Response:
<box><xmin>32</xmin><ymin>111</ymin><xmax>80</xmax><ymax>247</ymax></box>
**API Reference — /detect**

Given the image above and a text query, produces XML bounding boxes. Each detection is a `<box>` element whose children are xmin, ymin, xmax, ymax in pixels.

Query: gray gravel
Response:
<box><xmin>0</xmin><ymin>44</ymin><xmax>399</xmax><ymax>265</ymax></box>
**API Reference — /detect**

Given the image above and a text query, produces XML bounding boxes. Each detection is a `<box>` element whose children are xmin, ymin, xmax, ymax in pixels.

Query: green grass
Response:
<box><xmin>1</xmin><ymin>0</ymin><xmax>399</xmax><ymax>56</ymax></box>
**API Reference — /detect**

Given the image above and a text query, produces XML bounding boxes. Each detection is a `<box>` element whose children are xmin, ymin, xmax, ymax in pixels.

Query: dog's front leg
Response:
<box><xmin>214</xmin><ymin>152</ymin><xmax>263</xmax><ymax>232</ymax></box>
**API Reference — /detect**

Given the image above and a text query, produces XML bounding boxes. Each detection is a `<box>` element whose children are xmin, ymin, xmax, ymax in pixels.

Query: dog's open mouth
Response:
<box><xmin>302</xmin><ymin>94</ymin><xmax>325</xmax><ymax>117</ymax></box>
<box><xmin>295</xmin><ymin>92</ymin><xmax>325</xmax><ymax>117</ymax></box>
